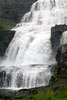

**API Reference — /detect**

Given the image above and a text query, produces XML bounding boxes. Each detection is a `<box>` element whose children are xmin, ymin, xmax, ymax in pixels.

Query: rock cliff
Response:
<box><xmin>51</xmin><ymin>25</ymin><xmax>67</xmax><ymax>55</ymax></box>
<box><xmin>0</xmin><ymin>30</ymin><xmax>15</xmax><ymax>56</ymax></box>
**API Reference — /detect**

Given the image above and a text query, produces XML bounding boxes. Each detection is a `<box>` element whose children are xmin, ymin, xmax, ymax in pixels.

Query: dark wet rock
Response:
<box><xmin>50</xmin><ymin>75</ymin><xmax>55</xmax><ymax>84</ymax></box>
<box><xmin>56</xmin><ymin>44</ymin><xmax>67</xmax><ymax>66</ymax></box>
<box><xmin>0</xmin><ymin>30</ymin><xmax>15</xmax><ymax>56</ymax></box>
<box><xmin>0</xmin><ymin>88</ymin><xmax>38</xmax><ymax>99</ymax></box>
<box><xmin>0</xmin><ymin>71</ymin><xmax>6</xmax><ymax>87</ymax></box>
<box><xmin>16</xmin><ymin>88</ymin><xmax>38</xmax><ymax>99</ymax></box>
<box><xmin>51</xmin><ymin>25</ymin><xmax>67</xmax><ymax>55</ymax></box>
<box><xmin>55</xmin><ymin>44</ymin><xmax>67</xmax><ymax>78</ymax></box>
<box><xmin>50</xmin><ymin>44</ymin><xmax>67</xmax><ymax>87</ymax></box>
<box><xmin>0</xmin><ymin>70</ymin><xmax>12</xmax><ymax>87</ymax></box>
<box><xmin>0</xmin><ymin>89</ymin><xmax>17</xmax><ymax>98</ymax></box>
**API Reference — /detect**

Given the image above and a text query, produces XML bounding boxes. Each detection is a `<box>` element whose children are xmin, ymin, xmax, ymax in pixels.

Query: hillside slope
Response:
<box><xmin>0</xmin><ymin>0</ymin><xmax>37</xmax><ymax>29</ymax></box>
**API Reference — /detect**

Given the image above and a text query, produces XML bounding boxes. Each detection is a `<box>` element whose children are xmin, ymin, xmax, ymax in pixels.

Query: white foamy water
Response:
<box><xmin>60</xmin><ymin>31</ymin><xmax>67</xmax><ymax>45</ymax></box>
<box><xmin>0</xmin><ymin>0</ymin><xmax>67</xmax><ymax>89</ymax></box>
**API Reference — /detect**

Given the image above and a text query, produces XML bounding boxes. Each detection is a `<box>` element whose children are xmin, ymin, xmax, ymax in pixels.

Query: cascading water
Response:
<box><xmin>60</xmin><ymin>31</ymin><xmax>67</xmax><ymax>45</ymax></box>
<box><xmin>0</xmin><ymin>0</ymin><xmax>67</xmax><ymax>90</ymax></box>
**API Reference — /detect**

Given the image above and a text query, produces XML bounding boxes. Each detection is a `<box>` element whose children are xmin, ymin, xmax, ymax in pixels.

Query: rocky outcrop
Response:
<box><xmin>56</xmin><ymin>44</ymin><xmax>67</xmax><ymax>66</ymax></box>
<box><xmin>50</xmin><ymin>44</ymin><xmax>67</xmax><ymax>86</ymax></box>
<box><xmin>0</xmin><ymin>30</ymin><xmax>15</xmax><ymax>56</ymax></box>
<box><xmin>51</xmin><ymin>25</ymin><xmax>67</xmax><ymax>54</ymax></box>
<box><xmin>47</xmin><ymin>44</ymin><xmax>67</xmax><ymax>100</ymax></box>
<box><xmin>0</xmin><ymin>0</ymin><xmax>37</xmax><ymax>29</ymax></box>
<box><xmin>55</xmin><ymin>44</ymin><xmax>67</xmax><ymax>80</ymax></box>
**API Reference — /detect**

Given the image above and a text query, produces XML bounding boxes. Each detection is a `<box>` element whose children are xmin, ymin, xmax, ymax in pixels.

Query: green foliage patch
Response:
<box><xmin>0</xmin><ymin>18</ymin><xmax>15</xmax><ymax>29</ymax></box>
<box><xmin>14</xmin><ymin>86</ymin><xmax>67</xmax><ymax>100</ymax></box>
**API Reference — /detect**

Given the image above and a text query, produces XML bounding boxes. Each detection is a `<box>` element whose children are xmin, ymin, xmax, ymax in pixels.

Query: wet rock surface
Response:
<box><xmin>51</xmin><ymin>25</ymin><xmax>67</xmax><ymax>54</ymax></box>
<box><xmin>0</xmin><ymin>88</ymin><xmax>38</xmax><ymax>99</ymax></box>
<box><xmin>0</xmin><ymin>30</ymin><xmax>15</xmax><ymax>56</ymax></box>
<box><xmin>50</xmin><ymin>44</ymin><xmax>67</xmax><ymax>86</ymax></box>
<box><xmin>56</xmin><ymin>44</ymin><xmax>67</xmax><ymax>66</ymax></box>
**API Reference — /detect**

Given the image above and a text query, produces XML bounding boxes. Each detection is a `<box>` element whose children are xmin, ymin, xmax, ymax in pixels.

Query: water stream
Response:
<box><xmin>0</xmin><ymin>0</ymin><xmax>67</xmax><ymax>90</ymax></box>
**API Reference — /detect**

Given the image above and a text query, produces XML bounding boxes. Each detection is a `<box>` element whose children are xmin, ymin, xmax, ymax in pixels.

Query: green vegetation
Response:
<box><xmin>0</xmin><ymin>64</ymin><xmax>67</xmax><ymax>100</ymax></box>
<box><xmin>45</xmin><ymin>86</ymin><xmax>67</xmax><ymax>100</ymax></box>
<box><xmin>18</xmin><ymin>89</ymin><xmax>42</xmax><ymax>100</ymax></box>
<box><xmin>0</xmin><ymin>86</ymin><xmax>67</xmax><ymax>100</ymax></box>
<box><xmin>10</xmin><ymin>86</ymin><xmax>67</xmax><ymax>100</ymax></box>
<box><xmin>0</xmin><ymin>19</ymin><xmax>15</xmax><ymax>29</ymax></box>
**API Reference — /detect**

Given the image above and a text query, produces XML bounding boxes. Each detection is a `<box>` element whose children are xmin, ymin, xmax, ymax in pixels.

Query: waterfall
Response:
<box><xmin>60</xmin><ymin>31</ymin><xmax>67</xmax><ymax>45</ymax></box>
<box><xmin>0</xmin><ymin>0</ymin><xmax>67</xmax><ymax>90</ymax></box>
